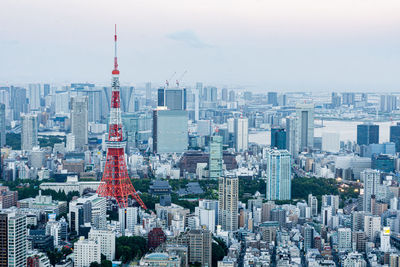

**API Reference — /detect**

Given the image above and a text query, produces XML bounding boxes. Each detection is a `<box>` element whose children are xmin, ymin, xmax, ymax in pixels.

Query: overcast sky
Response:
<box><xmin>1</xmin><ymin>0</ymin><xmax>400</xmax><ymax>91</ymax></box>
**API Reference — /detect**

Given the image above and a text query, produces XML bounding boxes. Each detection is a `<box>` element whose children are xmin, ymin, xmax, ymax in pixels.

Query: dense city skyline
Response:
<box><xmin>1</xmin><ymin>1</ymin><xmax>400</xmax><ymax>267</ymax></box>
<box><xmin>1</xmin><ymin>0</ymin><xmax>400</xmax><ymax>90</ymax></box>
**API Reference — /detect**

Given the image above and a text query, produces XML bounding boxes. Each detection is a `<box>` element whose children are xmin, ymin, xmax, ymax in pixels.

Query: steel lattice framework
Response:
<box><xmin>97</xmin><ymin>25</ymin><xmax>147</xmax><ymax>209</ymax></box>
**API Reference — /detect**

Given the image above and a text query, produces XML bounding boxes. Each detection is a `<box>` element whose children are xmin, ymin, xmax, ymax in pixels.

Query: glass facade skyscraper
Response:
<box><xmin>357</xmin><ymin>123</ymin><xmax>379</xmax><ymax>146</ymax></box>
<box><xmin>153</xmin><ymin>109</ymin><xmax>188</xmax><ymax>154</ymax></box>
<box><xmin>271</xmin><ymin>127</ymin><xmax>286</xmax><ymax>149</ymax></box>
<box><xmin>390</xmin><ymin>122</ymin><xmax>400</xmax><ymax>152</ymax></box>
<box><xmin>209</xmin><ymin>135</ymin><xmax>223</xmax><ymax>179</ymax></box>
<box><xmin>265</xmin><ymin>149</ymin><xmax>291</xmax><ymax>201</ymax></box>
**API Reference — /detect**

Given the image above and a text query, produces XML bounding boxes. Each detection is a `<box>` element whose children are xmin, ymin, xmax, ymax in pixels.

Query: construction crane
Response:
<box><xmin>165</xmin><ymin>72</ymin><xmax>176</xmax><ymax>87</ymax></box>
<box><xmin>176</xmin><ymin>70</ymin><xmax>187</xmax><ymax>87</ymax></box>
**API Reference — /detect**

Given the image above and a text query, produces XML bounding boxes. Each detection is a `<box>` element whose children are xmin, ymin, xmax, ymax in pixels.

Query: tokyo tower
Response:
<box><xmin>97</xmin><ymin>25</ymin><xmax>147</xmax><ymax>209</ymax></box>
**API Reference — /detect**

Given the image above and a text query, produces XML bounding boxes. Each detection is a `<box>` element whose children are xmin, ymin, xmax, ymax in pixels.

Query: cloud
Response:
<box><xmin>166</xmin><ymin>30</ymin><xmax>212</xmax><ymax>48</ymax></box>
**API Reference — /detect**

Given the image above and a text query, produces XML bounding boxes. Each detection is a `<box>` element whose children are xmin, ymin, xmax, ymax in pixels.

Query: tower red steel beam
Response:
<box><xmin>97</xmin><ymin>25</ymin><xmax>147</xmax><ymax>209</ymax></box>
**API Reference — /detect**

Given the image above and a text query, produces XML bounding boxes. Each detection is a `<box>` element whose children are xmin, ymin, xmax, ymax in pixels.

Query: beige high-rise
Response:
<box><xmin>218</xmin><ymin>174</ymin><xmax>238</xmax><ymax>231</ymax></box>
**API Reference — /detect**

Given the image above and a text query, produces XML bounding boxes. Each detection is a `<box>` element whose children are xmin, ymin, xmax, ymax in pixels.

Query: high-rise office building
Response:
<box><xmin>11</xmin><ymin>86</ymin><xmax>27</xmax><ymax>121</ymax></box>
<box><xmin>357</xmin><ymin>123</ymin><xmax>379</xmax><ymax>146</ymax></box>
<box><xmin>145</xmin><ymin>82</ymin><xmax>152</xmax><ymax>106</ymax></box>
<box><xmin>267</xmin><ymin>92</ymin><xmax>278</xmax><ymax>106</ymax></box>
<box><xmin>338</xmin><ymin>228</ymin><xmax>352</xmax><ymax>252</ymax></box>
<box><xmin>371</xmin><ymin>154</ymin><xmax>395</xmax><ymax>173</ymax></box>
<box><xmin>0</xmin><ymin>211</ymin><xmax>27</xmax><ymax>267</ymax></box>
<box><xmin>88</xmin><ymin>229</ymin><xmax>116</xmax><ymax>261</ymax></box>
<box><xmin>28</xmin><ymin>84</ymin><xmax>41</xmax><ymax>110</ymax></box>
<box><xmin>322</xmin><ymin>195</ymin><xmax>339</xmax><ymax>215</ymax></box>
<box><xmin>296</xmin><ymin>103</ymin><xmax>314</xmax><ymax>152</ymax></box>
<box><xmin>363</xmin><ymin>215</ymin><xmax>381</xmax><ymax>241</ymax></box>
<box><xmin>303</xmin><ymin>225</ymin><xmax>314</xmax><ymax>251</ymax></box>
<box><xmin>74</xmin><ymin>237</ymin><xmax>101</xmax><ymax>267</ymax></box>
<box><xmin>331</xmin><ymin>92</ymin><xmax>341</xmax><ymax>108</ymax></box>
<box><xmin>120</xmin><ymin>86</ymin><xmax>135</xmax><ymax>112</ymax></box>
<box><xmin>322</xmin><ymin>132</ymin><xmax>340</xmax><ymax>153</ymax></box>
<box><xmin>21</xmin><ymin>113</ymin><xmax>38</xmax><ymax>151</ymax></box>
<box><xmin>228</xmin><ymin>90</ymin><xmax>235</xmax><ymax>102</ymax></box>
<box><xmin>70</xmin><ymin>96</ymin><xmax>88</xmax><ymax>151</ymax></box>
<box><xmin>0</xmin><ymin>104</ymin><xmax>5</xmax><ymax>147</ymax></box>
<box><xmin>308</xmin><ymin>194</ymin><xmax>318</xmax><ymax>217</ymax></box>
<box><xmin>43</xmin><ymin>84</ymin><xmax>50</xmax><ymax>97</ymax></box>
<box><xmin>188</xmin><ymin>229</ymin><xmax>212</xmax><ymax>267</ymax></box>
<box><xmin>82</xmin><ymin>89</ymin><xmax>103</xmax><ymax>122</ymax></box>
<box><xmin>342</xmin><ymin>92</ymin><xmax>355</xmax><ymax>106</ymax></box>
<box><xmin>352</xmin><ymin>231</ymin><xmax>366</xmax><ymax>252</ymax></box>
<box><xmin>265</xmin><ymin>149</ymin><xmax>291</xmax><ymax>201</ymax></box>
<box><xmin>153</xmin><ymin>109</ymin><xmax>188</xmax><ymax>153</ymax></box>
<box><xmin>234</xmin><ymin>117</ymin><xmax>248</xmax><ymax>152</ymax></box>
<box><xmin>194</xmin><ymin>83</ymin><xmax>201</xmax><ymax>121</ymax></box>
<box><xmin>119</xmin><ymin>207</ymin><xmax>138</xmax><ymax>234</ymax></box>
<box><xmin>322</xmin><ymin>205</ymin><xmax>332</xmax><ymax>227</ymax></box>
<box><xmin>390</xmin><ymin>122</ymin><xmax>400</xmax><ymax>152</ymax></box>
<box><xmin>54</xmin><ymin>91</ymin><xmax>70</xmax><ymax>114</ymax></box>
<box><xmin>209</xmin><ymin>135</ymin><xmax>223</xmax><ymax>179</ymax></box>
<box><xmin>271</xmin><ymin>127</ymin><xmax>286</xmax><ymax>149</ymax></box>
<box><xmin>158</xmin><ymin>87</ymin><xmax>187</xmax><ymax>110</ymax></box>
<box><xmin>380</xmin><ymin>95</ymin><xmax>397</xmax><ymax>112</ymax></box>
<box><xmin>218</xmin><ymin>174</ymin><xmax>239</xmax><ymax>231</ymax></box>
<box><xmin>361</xmin><ymin>169</ymin><xmax>380</xmax><ymax>213</ymax></box>
<box><xmin>286</xmin><ymin>116</ymin><xmax>298</xmax><ymax>157</ymax></box>
<box><xmin>221</xmin><ymin>88</ymin><xmax>228</xmax><ymax>101</ymax></box>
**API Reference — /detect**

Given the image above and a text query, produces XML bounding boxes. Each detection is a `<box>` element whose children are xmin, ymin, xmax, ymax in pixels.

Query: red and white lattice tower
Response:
<box><xmin>97</xmin><ymin>25</ymin><xmax>147</xmax><ymax>209</ymax></box>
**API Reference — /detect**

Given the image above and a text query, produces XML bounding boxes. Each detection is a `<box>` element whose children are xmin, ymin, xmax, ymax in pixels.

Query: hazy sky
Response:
<box><xmin>1</xmin><ymin>0</ymin><xmax>400</xmax><ymax>91</ymax></box>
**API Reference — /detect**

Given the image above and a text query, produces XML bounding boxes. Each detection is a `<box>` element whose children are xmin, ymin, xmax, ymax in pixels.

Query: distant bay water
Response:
<box><xmin>248</xmin><ymin>119</ymin><xmax>400</xmax><ymax>146</ymax></box>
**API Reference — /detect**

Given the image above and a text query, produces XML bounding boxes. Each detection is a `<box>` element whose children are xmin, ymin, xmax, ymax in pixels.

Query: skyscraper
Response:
<box><xmin>342</xmin><ymin>92</ymin><xmax>355</xmax><ymax>106</ymax></box>
<box><xmin>331</xmin><ymin>92</ymin><xmax>341</xmax><ymax>108</ymax></box>
<box><xmin>271</xmin><ymin>127</ymin><xmax>286</xmax><ymax>149</ymax></box>
<box><xmin>308</xmin><ymin>194</ymin><xmax>318</xmax><ymax>217</ymax></box>
<box><xmin>267</xmin><ymin>92</ymin><xmax>278</xmax><ymax>106</ymax></box>
<box><xmin>70</xmin><ymin>96</ymin><xmax>88</xmax><ymax>151</ymax></box>
<box><xmin>11</xmin><ymin>86</ymin><xmax>27</xmax><ymax>121</ymax></box>
<box><xmin>218</xmin><ymin>174</ymin><xmax>239</xmax><ymax>231</ymax></box>
<box><xmin>322</xmin><ymin>132</ymin><xmax>340</xmax><ymax>153</ymax></box>
<box><xmin>0</xmin><ymin>104</ymin><xmax>5</xmax><ymax>147</ymax></box>
<box><xmin>28</xmin><ymin>83</ymin><xmax>41</xmax><ymax>111</ymax></box>
<box><xmin>363</xmin><ymin>215</ymin><xmax>381</xmax><ymax>241</ymax></box>
<box><xmin>390</xmin><ymin>122</ymin><xmax>400</xmax><ymax>152</ymax></box>
<box><xmin>0</xmin><ymin>211</ymin><xmax>27</xmax><ymax>267</ymax></box>
<box><xmin>357</xmin><ymin>123</ymin><xmax>379</xmax><ymax>146</ymax></box>
<box><xmin>265</xmin><ymin>149</ymin><xmax>291</xmax><ymax>201</ymax></box>
<box><xmin>21</xmin><ymin>113</ymin><xmax>38</xmax><ymax>151</ymax></box>
<box><xmin>157</xmin><ymin>87</ymin><xmax>187</xmax><ymax>110</ymax></box>
<box><xmin>221</xmin><ymin>88</ymin><xmax>228</xmax><ymax>101</ymax></box>
<box><xmin>145</xmin><ymin>82</ymin><xmax>152</xmax><ymax>106</ymax></box>
<box><xmin>88</xmin><ymin>229</ymin><xmax>116</xmax><ymax>261</ymax></box>
<box><xmin>82</xmin><ymin>89</ymin><xmax>103</xmax><ymax>122</ymax></box>
<box><xmin>296</xmin><ymin>103</ymin><xmax>314</xmax><ymax>152</ymax></box>
<box><xmin>286</xmin><ymin>116</ymin><xmax>298</xmax><ymax>157</ymax></box>
<box><xmin>234</xmin><ymin>117</ymin><xmax>248</xmax><ymax>152</ymax></box>
<box><xmin>303</xmin><ymin>225</ymin><xmax>314</xmax><ymax>251</ymax></box>
<box><xmin>43</xmin><ymin>84</ymin><xmax>50</xmax><ymax>97</ymax></box>
<box><xmin>361</xmin><ymin>169</ymin><xmax>380</xmax><ymax>213</ymax></box>
<box><xmin>338</xmin><ymin>228</ymin><xmax>352</xmax><ymax>252</ymax></box>
<box><xmin>153</xmin><ymin>109</ymin><xmax>188</xmax><ymax>154</ymax></box>
<box><xmin>380</xmin><ymin>95</ymin><xmax>397</xmax><ymax>112</ymax></box>
<box><xmin>209</xmin><ymin>134</ymin><xmax>223</xmax><ymax>179</ymax></box>
<box><xmin>188</xmin><ymin>229</ymin><xmax>212</xmax><ymax>267</ymax></box>
<box><xmin>74</xmin><ymin>237</ymin><xmax>101</xmax><ymax>267</ymax></box>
